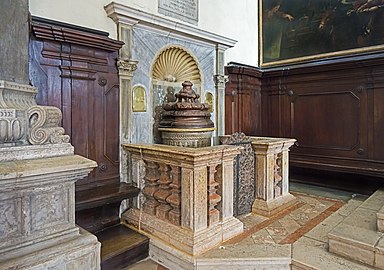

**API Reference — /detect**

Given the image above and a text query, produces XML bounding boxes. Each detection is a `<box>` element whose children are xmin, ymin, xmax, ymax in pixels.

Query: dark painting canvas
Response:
<box><xmin>260</xmin><ymin>0</ymin><xmax>384</xmax><ymax>66</ymax></box>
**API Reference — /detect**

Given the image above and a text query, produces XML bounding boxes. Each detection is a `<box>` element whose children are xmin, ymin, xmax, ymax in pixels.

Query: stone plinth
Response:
<box><xmin>0</xmin><ymin>145</ymin><xmax>100</xmax><ymax>269</ymax></box>
<box><xmin>251</xmin><ymin>137</ymin><xmax>297</xmax><ymax>217</ymax></box>
<box><xmin>122</xmin><ymin>143</ymin><xmax>243</xmax><ymax>268</ymax></box>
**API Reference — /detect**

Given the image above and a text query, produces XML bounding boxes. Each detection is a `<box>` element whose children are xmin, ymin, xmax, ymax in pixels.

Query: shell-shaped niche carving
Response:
<box><xmin>152</xmin><ymin>47</ymin><xmax>201</xmax><ymax>83</ymax></box>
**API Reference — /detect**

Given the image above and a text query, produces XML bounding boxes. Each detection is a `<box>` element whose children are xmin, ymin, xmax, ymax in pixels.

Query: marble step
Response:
<box><xmin>377</xmin><ymin>204</ymin><xmax>384</xmax><ymax>233</ymax></box>
<box><xmin>328</xmin><ymin>188</ymin><xmax>384</xmax><ymax>269</ymax></box>
<box><xmin>96</xmin><ymin>224</ymin><xmax>149</xmax><ymax>270</ymax></box>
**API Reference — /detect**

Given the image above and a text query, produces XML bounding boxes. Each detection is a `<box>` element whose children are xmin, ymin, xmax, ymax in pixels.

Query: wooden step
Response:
<box><xmin>76</xmin><ymin>182</ymin><xmax>140</xmax><ymax>211</ymax></box>
<box><xmin>96</xmin><ymin>224</ymin><xmax>149</xmax><ymax>270</ymax></box>
<box><xmin>75</xmin><ymin>182</ymin><xmax>140</xmax><ymax>233</ymax></box>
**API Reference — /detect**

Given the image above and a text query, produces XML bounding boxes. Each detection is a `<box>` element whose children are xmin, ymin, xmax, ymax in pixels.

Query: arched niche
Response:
<box><xmin>151</xmin><ymin>46</ymin><xmax>203</xmax><ymax>143</ymax></box>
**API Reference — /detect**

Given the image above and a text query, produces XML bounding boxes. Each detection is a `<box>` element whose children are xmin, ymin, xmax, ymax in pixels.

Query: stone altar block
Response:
<box><xmin>251</xmin><ymin>137</ymin><xmax>297</xmax><ymax>217</ymax></box>
<box><xmin>122</xmin><ymin>143</ymin><xmax>243</xmax><ymax>269</ymax></box>
<box><xmin>0</xmin><ymin>80</ymin><xmax>100</xmax><ymax>269</ymax></box>
<box><xmin>0</xmin><ymin>144</ymin><xmax>100</xmax><ymax>269</ymax></box>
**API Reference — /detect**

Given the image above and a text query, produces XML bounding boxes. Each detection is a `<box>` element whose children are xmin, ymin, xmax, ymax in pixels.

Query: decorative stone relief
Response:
<box><xmin>0</xmin><ymin>80</ymin><xmax>36</xmax><ymax>145</ymax></box>
<box><xmin>117</xmin><ymin>58</ymin><xmax>138</xmax><ymax>77</ymax></box>
<box><xmin>30</xmin><ymin>189</ymin><xmax>67</xmax><ymax>231</ymax></box>
<box><xmin>220</xmin><ymin>132</ymin><xmax>255</xmax><ymax>216</ymax></box>
<box><xmin>205</xmin><ymin>92</ymin><xmax>214</xmax><ymax>112</ymax></box>
<box><xmin>27</xmin><ymin>106</ymin><xmax>70</xmax><ymax>145</ymax></box>
<box><xmin>152</xmin><ymin>46</ymin><xmax>201</xmax><ymax>83</ymax></box>
<box><xmin>213</xmin><ymin>74</ymin><xmax>229</xmax><ymax>88</ymax></box>
<box><xmin>0</xmin><ymin>198</ymin><xmax>22</xmax><ymax>241</ymax></box>
<box><xmin>132</xmin><ymin>86</ymin><xmax>146</xmax><ymax>112</ymax></box>
<box><xmin>0</xmin><ymin>80</ymin><xmax>70</xmax><ymax>146</ymax></box>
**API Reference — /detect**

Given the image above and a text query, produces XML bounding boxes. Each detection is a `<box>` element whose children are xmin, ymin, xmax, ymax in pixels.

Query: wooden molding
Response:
<box><xmin>31</xmin><ymin>16</ymin><xmax>123</xmax><ymax>52</ymax></box>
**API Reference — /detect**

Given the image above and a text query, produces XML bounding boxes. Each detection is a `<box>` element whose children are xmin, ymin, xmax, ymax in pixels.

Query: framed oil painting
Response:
<box><xmin>259</xmin><ymin>0</ymin><xmax>384</xmax><ymax>67</ymax></box>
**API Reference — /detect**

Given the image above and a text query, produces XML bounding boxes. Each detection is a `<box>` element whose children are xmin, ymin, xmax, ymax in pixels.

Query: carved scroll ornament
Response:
<box><xmin>27</xmin><ymin>105</ymin><xmax>70</xmax><ymax>145</ymax></box>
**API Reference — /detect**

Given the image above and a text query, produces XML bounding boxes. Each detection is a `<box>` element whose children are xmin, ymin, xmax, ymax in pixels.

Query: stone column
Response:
<box><xmin>0</xmin><ymin>0</ymin><xmax>29</xmax><ymax>84</ymax></box>
<box><xmin>105</xmin><ymin>4</ymin><xmax>139</xmax><ymax>185</ymax></box>
<box><xmin>214</xmin><ymin>44</ymin><xmax>229</xmax><ymax>137</ymax></box>
<box><xmin>251</xmin><ymin>137</ymin><xmax>297</xmax><ymax>217</ymax></box>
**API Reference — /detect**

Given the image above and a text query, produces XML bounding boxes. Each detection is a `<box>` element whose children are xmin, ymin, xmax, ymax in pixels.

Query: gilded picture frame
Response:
<box><xmin>259</xmin><ymin>0</ymin><xmax>384</xmax><ymax>67</ymax></box>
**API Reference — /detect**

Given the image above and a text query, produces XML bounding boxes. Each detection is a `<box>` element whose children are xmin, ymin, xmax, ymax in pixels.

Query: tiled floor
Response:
<box><xmin>127</xmin><ymin>182</ymin><xmax>373</xmax><ymax>270</ymax></box>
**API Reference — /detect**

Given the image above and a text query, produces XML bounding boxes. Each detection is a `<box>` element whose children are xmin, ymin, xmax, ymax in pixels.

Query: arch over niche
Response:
<box><xmin>151</xmin><ymin>46</ymin><xmax>202</xmax><ymax>83</ymax></box>
<box><xmin>151</xmin><ymin>46</ymin><xmax>203</xmax><ymax>143</ymax></box>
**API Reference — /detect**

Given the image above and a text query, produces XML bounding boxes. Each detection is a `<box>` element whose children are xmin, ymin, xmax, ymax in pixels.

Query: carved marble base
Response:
<box><xmin>0</xmin><ymin>149</ymin><xmax>100</xmax><ymax>269</ymax></box>
<box><xmin>0</xmin><ymin>228</ymin><xmax>100</xmax><ymax>270</ymax></box>
<box><xmin>123</xmin><ymin>208</ymin><xmax>243</xmax><ymax>256</ymax></box>
<box><xmin>252</xmin><ymin>193</ymin><xmax>297</xmax><ymax>217</ymax></box>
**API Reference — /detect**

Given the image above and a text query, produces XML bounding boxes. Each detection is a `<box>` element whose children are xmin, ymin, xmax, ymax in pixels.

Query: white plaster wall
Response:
<box><xmin>29</xmin><ymin>0</ymin><xmax>259</xmax><ymax>66</ymax></box>
<box><xmin>199</xmin><ymin>0</ymin><xmax>259</xmax><ymax>66</ymax></box>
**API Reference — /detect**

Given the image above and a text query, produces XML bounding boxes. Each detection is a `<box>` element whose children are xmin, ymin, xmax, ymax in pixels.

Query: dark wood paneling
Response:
<box><xmin>224</xmin><ymin>65</ymin><xmax>263</xmax><ymax>135</ymax></box>
<box><xmin>29</xmin><ymin>18</ymin><xmax>149</xmax><ymax>268</ymax></box>
<box><xmin>225</xmin><ymin>53</ymin><xmax>384</xmax><ymax>178</ymax></box>
<box><xmin>29</xmin><ymin>18</ymin><xmax>123</xmax><ymax>189</ymax></box>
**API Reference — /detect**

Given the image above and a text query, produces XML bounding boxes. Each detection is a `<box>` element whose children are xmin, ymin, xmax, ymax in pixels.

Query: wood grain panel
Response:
<box><xmin>225</xmin><ymin>52</ymin><xmax>384</xmax><ymax>178</ymax></box>
<box><xmin>291</xmin><ymin>91</ymin><xmax>360</xmax><ymax>152</ymax></box>
<box><xmin>29</xmin><ymin>17</ymin><xmax>123</xmax><ymax>189</ymax></box>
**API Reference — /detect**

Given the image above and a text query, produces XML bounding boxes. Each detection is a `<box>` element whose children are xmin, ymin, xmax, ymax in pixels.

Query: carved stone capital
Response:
<box><xmin>213</xmin><ymin>75</ymin><xmax>229</xmax><ymax>88</ymax></box>
<box><xmin>0</xmin><ymin>80</ymin><xmax>70</xmax><ymax>146</ymax></box>
<box><xmin>0</xmin><ymin>80</ymin><xmax>37</xmax><ymax>109</ymax></box>
<box><xmin>117</xmin><ymin>59</ymin><xmax>138</xmax><ymax>76</ymax></box>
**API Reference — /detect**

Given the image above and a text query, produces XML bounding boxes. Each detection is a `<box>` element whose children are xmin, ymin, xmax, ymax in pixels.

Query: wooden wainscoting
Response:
<box><xmin>225</xmin><ymin>53</ymin><xmax>384</xmax><ymax>183</ymax></box>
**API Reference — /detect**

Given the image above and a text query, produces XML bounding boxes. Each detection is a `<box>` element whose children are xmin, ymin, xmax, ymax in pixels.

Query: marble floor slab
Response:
<box><xmin>127</xmin><ymin>183</ymin><xmax>376</xmax><ymax>270</ymax></box>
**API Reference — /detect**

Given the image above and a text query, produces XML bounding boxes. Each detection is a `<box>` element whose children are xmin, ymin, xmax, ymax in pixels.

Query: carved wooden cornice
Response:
<box><xmin>31</xmin><ymin>16</ymin><xmax>123</xmax><ymax>52</ymax></box>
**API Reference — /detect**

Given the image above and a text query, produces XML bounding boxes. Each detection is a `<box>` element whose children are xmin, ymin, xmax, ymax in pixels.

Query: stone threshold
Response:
<box><xmin>328</xmin><ymin>188</ymin><xmax>384</xmax><ymax>269</ymax></box>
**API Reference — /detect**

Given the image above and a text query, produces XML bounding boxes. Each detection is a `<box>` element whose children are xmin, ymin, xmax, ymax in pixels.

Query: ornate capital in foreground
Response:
<box><xmin>213</xmin><ymin>74</ymin><xmax>229</xmax><ymax>88</ymax></box>
<box><xmin>0</xmin><ymin>80</ymin><xmax>70</xmax><ymax>146</ymax></box>
<box><xmin>27</xmin><ymin>106</ymin><xmax>70</xmax><ymax>145</ymax></box>
<box><xmin>117</xmin><ymin>58</ymin><xmax>138</xmax><ymax>76</ymax></box>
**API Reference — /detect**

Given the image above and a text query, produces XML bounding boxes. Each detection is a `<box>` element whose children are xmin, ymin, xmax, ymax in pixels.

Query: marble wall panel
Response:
<box><xmin>0</xmin><ymin>197</ymin><xmax>23</xmax><ymax>241</ymax></box>
<box><xmin>130</xmin><ymin>27</ymin><xmax>216</xmax><ymax>144</ymax></box>
<box><xmin>30</xmin><ymin>188</ymin><xmax>68</xmax><ymax>232</ymax></box>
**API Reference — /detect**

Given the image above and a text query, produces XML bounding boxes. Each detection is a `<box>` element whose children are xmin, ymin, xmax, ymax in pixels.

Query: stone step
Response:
<box><xmin>96</xmin><ymin>224</ymin><xmax>149</xmax><ymax>270</ymax></box>
<box><xmin>377</xmin><ymin>204</ymin><xmax>384</xmax><ymax>233</ymax></box>
<box><xmin>328</xmin><ymin>188</ymin><xmax>384</xmax><ymax>269</ymax></box>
